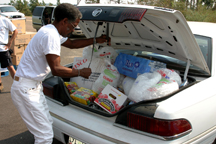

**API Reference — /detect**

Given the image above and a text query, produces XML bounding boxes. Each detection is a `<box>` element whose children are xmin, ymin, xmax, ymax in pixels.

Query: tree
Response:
<box><xmin>29</xmin><ymin>0</ymin><xmax>41</xmax><ymax>13</ymax></box>
<box><xmin>9</xmin><ymin>0</ymin><xmax>16</xmax><ymax>6</ymax></box>
<box><xmin>57</xmin><ymin>0</ymin><xmax>60</xmax><ymax>5</ymax></box>
<box><xmin>40</xmin><ymin>0</ymin><xmax>46</xmax><ymax>6</ymax></box>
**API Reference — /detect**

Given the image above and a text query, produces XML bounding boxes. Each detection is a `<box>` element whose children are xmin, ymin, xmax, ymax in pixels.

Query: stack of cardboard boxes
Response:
<box><xmin>9</xmin><ymin>19</ymin><xmax>37</xmax><ymax>66</ymax></box>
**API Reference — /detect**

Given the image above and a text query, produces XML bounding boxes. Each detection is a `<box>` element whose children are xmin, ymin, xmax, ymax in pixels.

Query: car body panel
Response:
<box><xmin>44</xmin><ymin>4</ymin><xmax>216</xmax><ymax>144</ymax></box>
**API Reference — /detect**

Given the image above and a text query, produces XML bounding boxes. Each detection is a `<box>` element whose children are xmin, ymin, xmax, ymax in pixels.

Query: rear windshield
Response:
<box><xmin>116</xmin><ymin>35</ymin><xmax>212</xmax><ymax>76</ymax></box>
<box><xmin>33</xmin><ymin>7</ymin><xmax>44</xmax><ymax>16</ymax></box>
<box><xmin>0</xmin><ymin>6</ymin><xmax>17</xmax><ymax>12</ymax></box>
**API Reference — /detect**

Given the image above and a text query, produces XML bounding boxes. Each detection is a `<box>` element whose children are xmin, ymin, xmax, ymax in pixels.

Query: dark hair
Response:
<box><xmin>54</xmin><ymin>3</ymin><xmax>82</xmax><ymax>22</ymax></box>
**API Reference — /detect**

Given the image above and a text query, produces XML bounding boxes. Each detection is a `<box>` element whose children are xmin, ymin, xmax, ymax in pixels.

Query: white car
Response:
<box><xmin>0</xmin><ymin>5</ymin><xmax>25</xmax><ymax>20</ymax></box>
<box><xmin>42</xmin><ymin>4</ymin><xmax>216</xmax><ymax>144</ymax></box>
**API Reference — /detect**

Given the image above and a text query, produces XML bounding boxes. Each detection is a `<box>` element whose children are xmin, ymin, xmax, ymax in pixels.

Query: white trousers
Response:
<box><xmin>11</xmin><ymin>77</ymin><xmax>53</xmax><ymax>144</ymax></box>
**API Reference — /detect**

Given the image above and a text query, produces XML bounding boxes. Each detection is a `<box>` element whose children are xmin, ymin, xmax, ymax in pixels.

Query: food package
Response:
<box><xmin>70</xmin><ymin>57</ymin><xmax>106</xmax><ymax>89</ymax></box>
<box><xmin>70</xmin><ymin>87</ymin><xmax>98</xmax><ymax>105</ymax></box>
<box><xmin>142</xmin><ymin>78</ymin><xmax>179</xmax><ymax>100</ymax></box>
<box><xmin>94</xmin><ymin>84</ymin><xmax>128</xmax><ymax>114</ymax></box>
<box><xmin>64</xmin><ymin>82</ymin><xmax>79</xmax><ymax>94</ymax></box>
<box><xmin>83</xmin><ymin>46</ymin><xmax>118</xmax><ymax>64</ymax></box>
<box><xmin>114</xmin><ymin>53</ymin><xmax>166</xmax><ymax>79</ymax></box>
<box><xmin>128</xmin><ymin>71</ymin><xmax>162</xmax><ymax>102</ymax></box>
<box><xmin>92</xmin><ymin>60</ymin><xmax>120</xmax><ymax>94</ymax></box>
<box><xmin>156</xmin><ymin>68</ymin><xmax>182</xmax><ymax>86</ymax></box>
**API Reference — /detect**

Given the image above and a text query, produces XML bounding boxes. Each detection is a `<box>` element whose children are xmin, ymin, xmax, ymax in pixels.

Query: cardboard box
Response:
<box><xmin>11</xmin><ymin>45</ymin><xmax>24</xmax><ymax>55</ymax></box>
<box><xmin>10</xmin><ymin>32</ymin><xmax>36</xmax><ymax>45</ymax></box>
<box><xmin>10</xmin><ymin>19</ymin><xmax>26</xmax><ymax>34</ymax></box>
<box><xmin>11</xmin><ymin>54</ymin><xmax>23</xmax><ymax>65</ymax></box>
<box><xmin>94</xmin><ymin>84</ymin><xmax>128</xmax><ymax>114</ymax></box>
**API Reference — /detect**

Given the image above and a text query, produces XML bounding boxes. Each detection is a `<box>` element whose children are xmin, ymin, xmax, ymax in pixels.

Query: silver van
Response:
<box><xmin>32</xmin><ymin>6</ymin><xmax>84</xmax><ymax>36</ymax></box>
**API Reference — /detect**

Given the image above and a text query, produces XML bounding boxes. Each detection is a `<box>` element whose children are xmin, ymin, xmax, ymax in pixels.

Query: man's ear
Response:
<box><xmin>62</xmin><ymin>18</ymin><xmax>68</xmax><ymax>25</ymax></box>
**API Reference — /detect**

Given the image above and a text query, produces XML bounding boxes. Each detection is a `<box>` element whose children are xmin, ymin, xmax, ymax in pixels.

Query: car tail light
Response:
<box><xmin>127</xmin><ymin>112</ymin><xmax>192</xmax><ymax>139</ymax></box>
<box><xmin>118</xmin><ymin>9</ymin><xmax>147</xmax><ymax>22</ymax></box>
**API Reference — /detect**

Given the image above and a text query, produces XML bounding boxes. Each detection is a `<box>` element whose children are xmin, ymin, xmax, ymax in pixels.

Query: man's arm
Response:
<box><xmin>61</xmin><ymin>35</ymin><xmax>110</xmax><ymax>49</ymax></box>
<box><xmin>5</xmin><ymin>29</ymin><xmax>18</xmax><ymax>50</ymax></box>
<box><xmin>46</xmin><ymin>54</ymin><xmax>91</xmax><ymax>78</ymax></box>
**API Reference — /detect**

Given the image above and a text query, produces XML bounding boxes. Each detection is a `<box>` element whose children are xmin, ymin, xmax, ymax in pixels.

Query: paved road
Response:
<box><xmin>0</xmin><ymin>17</ymin><xmax>84</xmax><ymax>144</ymax></box>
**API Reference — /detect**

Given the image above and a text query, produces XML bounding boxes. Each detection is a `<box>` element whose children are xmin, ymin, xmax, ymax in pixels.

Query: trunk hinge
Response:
<box><xmin>180</xmin><ymin>59</ymin><xmax>190</xmax><ymax>87</ymax></box>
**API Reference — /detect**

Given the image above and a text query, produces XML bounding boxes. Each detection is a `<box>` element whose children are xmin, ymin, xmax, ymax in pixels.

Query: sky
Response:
<box><xmin>1</xmin><ymin>0</ymin><xmax>77</xmax><ymax>5</ymax></box>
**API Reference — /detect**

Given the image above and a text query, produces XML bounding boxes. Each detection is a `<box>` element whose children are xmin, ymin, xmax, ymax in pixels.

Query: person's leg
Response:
<box><xmin>0</xmin><ymin>52</ymin><xmax>4</xmax><ymax>92</ymax></box>
<box><xmin>7</xmin><ymin>65</ymin><xmax>16</xmax><ymax>79</ymax></box>
<box><xmin>11</xmin><ymin>80</ymin><xmax>53</xmax><ymax>144</ymax></box>
<box><xmin>0</xmin><ymin>73</ymin><xmax>3</xmax><ymax>92</ymax></box>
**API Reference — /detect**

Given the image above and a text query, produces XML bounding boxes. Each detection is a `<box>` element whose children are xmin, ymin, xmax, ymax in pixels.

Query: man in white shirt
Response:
<box><xmin>0</xmin><ymin>15</ymin><xmax>18</xmax><ymax>92</ymax></box>
<box><xmin>10</xmin><ymin>3</ymin><xmax>110</xmax><ymax>144</ymax></box>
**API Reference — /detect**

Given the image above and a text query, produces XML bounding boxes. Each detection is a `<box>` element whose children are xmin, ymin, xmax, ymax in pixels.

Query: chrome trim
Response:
<box><xmin>182</xmin><ymin>125</ymin><xmax>216</xmax><ymax>144</ymax></box>
<box><xmin>50</xmin><ymin>112</ymin><xmax>129</xmax><ymax>144</ymax></box>
<box><xmin>113</xmin><ymin>123</ymin><xmax>192</xmax><ymax>141</ymax></box>
<box><xmin>46</xmin><ymin>96</ymin><xmax>64</xmax><ymax>106</ymax></box>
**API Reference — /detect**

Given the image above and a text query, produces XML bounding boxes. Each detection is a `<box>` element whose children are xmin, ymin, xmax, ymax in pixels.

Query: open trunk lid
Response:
<box><xmin>77</xmin><ymin>4</ymin><xmax>210</xmax><ymax>75</ymax></box>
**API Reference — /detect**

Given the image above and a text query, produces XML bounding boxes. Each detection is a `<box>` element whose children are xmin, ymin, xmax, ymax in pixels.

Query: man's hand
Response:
<box><xmin>96</xmin><ymin>35</ymin><xmax>111</xmax><ymax>46</ymax></box>
<box><xmin>80</xmin><ymin>68</ymin><xmax>92</xmax><ymax>79</ymax></box>
<box><xmin>3</xmin><ymin>44</ymin><xmax>10</xmax><ymax>50</ymax></box>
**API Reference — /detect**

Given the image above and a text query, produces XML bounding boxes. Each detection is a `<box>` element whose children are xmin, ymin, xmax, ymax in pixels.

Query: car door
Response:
<box><xmin>42</xmin><ymin>7</ymin><xmax>55</xmax><ymax>25</ymax></box>
<box><xmin>32</xmin><ymin>6</ymin><xmax>45</xmax><ymax>31</ymax></box>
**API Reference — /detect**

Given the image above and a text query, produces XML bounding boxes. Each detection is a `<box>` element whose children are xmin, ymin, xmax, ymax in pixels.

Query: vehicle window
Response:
<box><xmin>33</xmin><ymin>7</ymin><xmax>44</xmax><ymax>16</ymax></box>
<box><xmin>0</xmin><ymin>6</ymin><xmax>17</xmax><ymax>12</ymax></box>
<box><xmin>194</xmin><ymin>34</ymin><xmax>212</xmax><ymax>71</ymax></box>
<box><xmin>116</xmin><ymin>47</ymin><xmax>210</xmax><ymax>75</ymax></box>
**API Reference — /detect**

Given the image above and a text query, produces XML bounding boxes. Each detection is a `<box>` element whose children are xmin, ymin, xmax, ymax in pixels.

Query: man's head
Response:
<box><xmin>54</xmin><ymin>3</ymin><xmax>82</xmax><ymax>37</ymax></box>
<box><xmin>54</xmin><ymin>3</ymin><xmax>82</xmax><ymax>23</ymax></box>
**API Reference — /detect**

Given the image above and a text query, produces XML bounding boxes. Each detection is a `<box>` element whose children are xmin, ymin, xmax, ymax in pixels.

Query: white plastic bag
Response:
<box><xmin>122</xmin><ymin>76</ymin><xmax>135</xmax><ymax>96</ymax></box>
<box><xmin>142</xmin><ymin>78</ymin><xmax>179</xmax><ymax>100</ymax></box>
<box><xmin>156</xmin><ymin>68</ymin><xmax>182</xmax><ymax>86</ymax></box>
<box><xmin>128</xmin><ymin>72</ymin><xmax>161</xmax><ymax>102</ymax></box>
<box><xmin>83</xmin><ymin>46</ymin><xmax>118</xmax><ymax>64</ymax></box>
<box><xmin>71</xmin><ymin>57</ymin><xmax>106</xmax><ymax>89</ymax></box>
<box><xmin>92</xmin><ymin>60</ymin><xmax>120</xmax><ymax>94</ymax></box>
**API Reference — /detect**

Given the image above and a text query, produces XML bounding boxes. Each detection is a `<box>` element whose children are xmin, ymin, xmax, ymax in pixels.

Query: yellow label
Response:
<box><xmin>101</xmin><ymin>102</ymin><xmax>111</xmax><ymax>110</ymax></box>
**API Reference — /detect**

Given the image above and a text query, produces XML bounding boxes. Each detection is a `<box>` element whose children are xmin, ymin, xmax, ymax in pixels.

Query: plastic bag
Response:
<box><xmin>156</xmin><ymin>68</ymin><xmax>182</xmax><ymax>86</ymax></box>
<box><xmin>83</xmin><ymin>46</ymin><xmax>118</xmax><ymax>64</ymax></box>
<box><xmin>114</xmin><ymin>53</ymin><xmax>166</xmax><ymax>79</ymax></box>
<box><xmin>128</xmin><ymin>71</ymin><xmax>161</xmax><ymax>102</ymax></box>
<box><xmin>122</xmin><ymin>76</ymin><xmax>135</xmax><ymax>96</ymax></box>
<box><xmin>142</xmin><ymin>78</ymin><xmax>179</xmax><ymax>100</ymax></box>
<box><xmin>71</xmin><ymin>57</ymin><xmax>106</xmax><ymax>89</ymax></box>
<box><xmin>92</xmin><ymin>60</ymin><xmax>120</xmax><ymax>94</ymax></box>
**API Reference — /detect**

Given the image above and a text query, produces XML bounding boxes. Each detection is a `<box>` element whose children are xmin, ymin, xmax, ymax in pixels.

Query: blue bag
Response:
<box><xmin>114</xmin><ymin>53</ymin><xmax>166</xmax><ymax>79</ymax></box>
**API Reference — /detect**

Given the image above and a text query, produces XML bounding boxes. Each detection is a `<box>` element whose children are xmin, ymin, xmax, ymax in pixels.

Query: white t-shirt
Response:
<box><xmin>0</xmin><ymin>16</ymin><xmax>16</xmax><ymax>52</ymax></box>
<box><xmin>15</xmin><ymin>24</ymin><xmax>68</xmax><ymax>82</ymax></box>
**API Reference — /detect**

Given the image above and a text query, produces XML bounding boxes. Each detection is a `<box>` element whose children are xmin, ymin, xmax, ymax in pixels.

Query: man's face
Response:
<box><xmin>63</xmin><ymin>18</ymin><xmax>80</xmax><ymax>37</ymax></box>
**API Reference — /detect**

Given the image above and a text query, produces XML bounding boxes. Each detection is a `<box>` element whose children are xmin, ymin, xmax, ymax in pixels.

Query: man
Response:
<box><xmin>43</xmin><ymin>10</ymin><xmax>51</xmax><ymax>25</ymax></box>
<box><xmin>0</xmin><ymin>15</ymin><xmax>18</xmax><ymax>92</ymax></box>
<box><xmin>10</xmin><ymin>3</ymin><xmax>110</xmax><ymax>144</ymax></box>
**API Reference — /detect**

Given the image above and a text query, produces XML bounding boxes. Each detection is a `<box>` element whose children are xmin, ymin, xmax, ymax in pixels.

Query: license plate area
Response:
<box><xmin>68</xmin><ymin>137</ymin><xmax>85</xmax><ymax>144</ymax></box>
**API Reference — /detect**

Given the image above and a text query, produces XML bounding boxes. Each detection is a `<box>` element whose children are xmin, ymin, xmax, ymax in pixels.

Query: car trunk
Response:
<box><xmin>43</xmin><ymin>4</ymin><xmax>210</xmax><ymax>116</ymax></box>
